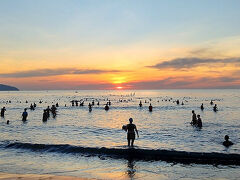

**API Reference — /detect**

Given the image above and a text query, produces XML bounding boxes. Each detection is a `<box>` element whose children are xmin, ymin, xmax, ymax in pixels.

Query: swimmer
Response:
<box><xmin>6</xmin><ymin>120</ymin><xmax>9</xmax><ymax>124</ymax></box>
<box><xmin>105</xmin><ymin>104</ymin><xmax>109</xmax><ymax>111</ymax></box>
<box><xmin>191</xmin><ymin>110</ymin><xmax>197</xmax><ymax>125</ymax></box>
<box><xmin>223</xmin><ymin>135</ymin><xmax>234</xmax><ymax>147</ymax></box>
<box><xmin>22</xmin><ymin>108</ymin><xmax>28</xmax><ymax>121</ymax></box>
<box><xmin>176</xmin><ymin>100</ymin><xmax>180</xmax><ymax>105</ymax></box>
<box><xmin>139</xmin><ymin>101</ymin><xmax>142</xmax><ymax>107</ymax></box>
<box><xmin>197</xmin><ymin>114</ymin><xmax>202</xmax><ymax>128</ymax></box>
<box><xmin>210</xmin><ymin>100</ymin><xmax>213</xmax><ymax>105</ymax></box>
<box><xmin>213</xmin><ymin>104</ymin><xmax>218</xmax><ymax>112</ymax></box>
<box><xmin>125</xmin><ymin>118</ymin><xmax>139</xmax><ymax>147</ymax></box>
<box><xmin>200</xmin><ymin>103</ymin><xmax>204</xmax><ymax>110</ymax></box>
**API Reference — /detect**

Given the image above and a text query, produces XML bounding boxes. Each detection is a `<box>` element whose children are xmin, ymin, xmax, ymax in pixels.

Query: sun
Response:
<box><xmin>116</xmin><ymin>86</ymin><xmax>123</xmax><ymax>89</ymax></box>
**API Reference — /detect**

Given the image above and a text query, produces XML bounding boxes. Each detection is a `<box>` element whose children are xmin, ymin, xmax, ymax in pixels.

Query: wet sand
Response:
<box><xmin>0</xmin><ymin>173</ymin><xmax>94</xmax><ymax>180</ymax></box>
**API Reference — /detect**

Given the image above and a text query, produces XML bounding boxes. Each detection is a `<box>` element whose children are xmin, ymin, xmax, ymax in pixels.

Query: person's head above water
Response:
<box><xmin>129</xmin><ymin>118</ymin><xmax>133</xmax><ymax>123</ymax></box>
<box><xmin>225</xmin><ymin>135</ymin><xmax>229</xmax><ymax>141</ymax></box>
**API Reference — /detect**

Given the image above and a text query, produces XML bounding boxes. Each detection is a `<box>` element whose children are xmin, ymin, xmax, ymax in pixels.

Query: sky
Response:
<box><xmin>0</xmin><ymin>0</ymin><xmax>240</xmax><ymax>90</ymax></box>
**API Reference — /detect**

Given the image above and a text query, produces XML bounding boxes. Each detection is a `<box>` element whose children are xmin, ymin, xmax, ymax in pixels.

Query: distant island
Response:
<box><xmin>0</xmin><ymin>84</ymin><xmax>19</xmax><ymax>91</ymax></box>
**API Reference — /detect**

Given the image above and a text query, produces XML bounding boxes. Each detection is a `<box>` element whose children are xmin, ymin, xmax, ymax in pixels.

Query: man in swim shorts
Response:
<box><xmin>126</xmin><ymin>118</ymin><xmax>139</xmax><ymax>147</ymax></box>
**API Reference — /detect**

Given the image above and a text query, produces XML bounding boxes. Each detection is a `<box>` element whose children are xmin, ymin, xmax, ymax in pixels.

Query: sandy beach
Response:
<box><xmin>0</xmin><ymin>173</ymin><xmax>93</xmax><ymax>180</ymax></box>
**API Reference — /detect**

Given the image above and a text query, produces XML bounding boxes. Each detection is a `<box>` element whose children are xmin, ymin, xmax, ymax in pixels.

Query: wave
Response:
<box><xmin>4</xmin><ymin>142</ymin><xmax>240</xmax><ymax>165</ymax></box>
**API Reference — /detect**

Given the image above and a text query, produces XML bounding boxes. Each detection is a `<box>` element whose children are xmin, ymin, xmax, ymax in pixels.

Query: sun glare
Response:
<box><xmin>116</xmin><ymin>86</ymin><xmax>123</xmax><ymax>89</ymax></box>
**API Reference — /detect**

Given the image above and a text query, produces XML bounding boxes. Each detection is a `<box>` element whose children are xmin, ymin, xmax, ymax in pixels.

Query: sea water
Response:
<box><xmin>0</xmin><ymin>90</ymin><xmax>239</xmax><ymax>179</ymax></box>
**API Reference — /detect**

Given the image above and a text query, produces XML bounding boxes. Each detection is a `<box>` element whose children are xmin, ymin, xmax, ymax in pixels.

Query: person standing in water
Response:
<box><xmin>22</xmin><ymin>108</ymin><xmax>28</xmax><ymax>121</ymax></box>
<box><xmin>213</xmin><ymin>104</ymin><xmax>218</xmax><ymax>112</ymax></box>
<box><xmin>126</xmin><ymin>118</ymin><xmax>139</xmax><ymax>147</ymax></box>
<box><xmin>149</xmin><ymin>103</ymin><xmax>152</xmax><ymax>112</ymax></box>
<box><xmin>191</xmin><ymin>110</ymin><xmax>197</xmax><ymax>125</ymax></box>
<box><xmin>1</xmin><ymin>107</ymin><xmax>6</xmax><ymax>117</ymax></box>
<box><xmin>197</xmin><ymin>114</ymin><xmax>202</xmax><ymax>128</ymax></box>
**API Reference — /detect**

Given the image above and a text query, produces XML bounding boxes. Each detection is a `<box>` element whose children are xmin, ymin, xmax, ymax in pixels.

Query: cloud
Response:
<box><xmin>0</xmin><ymin>68</ymin><xmax>124</xmax><ymax>78</ymax></box>
<box><xmin>123</xmin><ymin>75</ymin><xmax>240</xmax><ymax>89</ymax></box>
<box><xmin>147</xmin><ymin>57</ymin><xmax>240</xmax><ymax>69</ymax></box>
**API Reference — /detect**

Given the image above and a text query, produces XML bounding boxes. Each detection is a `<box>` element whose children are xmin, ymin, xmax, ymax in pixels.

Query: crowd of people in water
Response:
<box><xmin>0</xmin><ymin>97</ymin><xmax>233</xmax><ymax>148</ymax></box>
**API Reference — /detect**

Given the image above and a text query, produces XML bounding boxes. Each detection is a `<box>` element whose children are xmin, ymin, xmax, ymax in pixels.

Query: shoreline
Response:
<box><xmin>0</xmin><ymin>173</ymin><xmax>95</xmax><ymax>180</ymax></box>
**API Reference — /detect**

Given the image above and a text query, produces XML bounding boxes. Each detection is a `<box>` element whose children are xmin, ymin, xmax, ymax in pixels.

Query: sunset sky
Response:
<box><xmin>0</xmin><ymin>0</ymin><xmax>240</xmax><ymax>90</ymax></box>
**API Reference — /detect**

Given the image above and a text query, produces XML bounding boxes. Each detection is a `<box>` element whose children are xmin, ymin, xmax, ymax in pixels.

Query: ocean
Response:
<box><xmin>0</xmin><ymin>90</ymin><xmax>240</xmax><ymax>179</ymax></box>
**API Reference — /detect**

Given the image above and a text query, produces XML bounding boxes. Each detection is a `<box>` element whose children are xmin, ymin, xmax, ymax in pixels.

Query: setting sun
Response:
<box><xmin>116</xmin><ymin>86</ymin><xmax>123</xmax><ymax>89</ymax></box>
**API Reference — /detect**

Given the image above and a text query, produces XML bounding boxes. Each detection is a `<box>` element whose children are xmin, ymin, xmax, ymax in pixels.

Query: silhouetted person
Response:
<box><xmin>42</xmin><ymin>110</ymin><xmax>48</xmax><ymax>122</ymax></box>
<box><xmin>97</xmin><ymin>101</ymin><xmax>100</xmax><ymax>106</ymax></box>
<box><xmin>181</xmin><ymin>101</ymin><xmax>184</xmax><ymax>105</ymax></box>
<box><xmin>139</xmin><ymin>101</ymin><xmax>142</xmax><ymax>107</ymax></box>
<box><xmin>105</xmin><ymin>104</ymin><xmax>109</xmax><ymax>111</ymax></box>
<box><xmin>72</xmin><ymin>101</ymin><xmax>74</xmax><ymax>106</ymax></box>
<box><xmin>46</xmin><ymin>106</ymin><xmax>50</xmax><ymax>118</ymax></box>
<box><xmin>22</xmin><ymin>108</ymin><xmax>28</xmax><ymax>121</ymax></box>
<box><xmin>176</xmin><ymin>100</ymin><xmax>180</xmax><ymax>105</ymax></box>
<box><xmin>56</xmin><ymin>102</ymin><xmax>59</xmax><ymax>107</ymax></box>
<box><xmin>1</xmin><ymin>107</ymin><xmax>6</xmax><ymax>117</ymax></box>
<box><xmin>197</xmin><ymin>114</ymin><xmax>202</xmax><ymax>128</ymax></box>
<box><xmin>213</xmin><ymin>104</ymin><xmax>218</xmax><ymax>112</ymax></box>
<box><xmin>92</xmin><ymin>100</ymin><xmax>95</xmax><ymax>106</ymax></box>
<box><xmin>191</xmin><ymin>110</ymin><xmax>197</xmax><ymax>125</ymax></box>
<box><xmin>30</xmin><ymin>104</ymin><xmax>35</xmax><ymax>110</ymax></box>
<box><xmin>126</xmin><ymin>118</ymin><xmax>139</xmax><ymax>147</ymax></box>
<box><xmin>210</xmin><ymin>100</ymin><xmax>213</xmax><ymax>105</ymax></box>
<box><xmin>80</xmin><ymin>101</ymin><xmax>84</xmax><ymax>106</ymax></box>
<box><xmin>6</xmin><ymin>120</ymin><xmax>9</xmax><ymax>124</ymax></box>
<box><xmin>33</xmin><ymin>103</ymin><xmax>37</xmax><ymax>108</ymax></box>
<box><xmin>89</xmin><ymin>106</ymin><xmax>92</xmax><ymax>112</ymax></box>
<box><xmin>223</xmin><ymin>135</ymin><xmax>233</xmax><ymax>147</ymax></box>
<box><xmin>149</xmin><ymin>103</ymin><xmax>152</xmax><ymax>112</ymax></box>
<box><xmin>201</xmin><ymin>103</ymin><xmax>204</xmax><ymax>110</ymax></box>
<box><xmin>51</xmin><ymin>105</ymin><xmax>57</xmax><ymax>117</ymax></box>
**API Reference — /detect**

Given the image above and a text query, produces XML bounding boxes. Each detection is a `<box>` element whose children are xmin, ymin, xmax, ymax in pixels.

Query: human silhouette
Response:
<box><xmin>104</xmin><ymin>104</ymin><xmax>109</xmax><ymax>111</ymax></box>
<box><xmin>191</xmin><ymin>110</ymin><xmax>197</xmax><ymax>125</ymax></box>
<box><xmin>125</xmin><ymin>118</ymin><xmax>139</xmax><ymax>147</ymax></box>
<box><xmin>1</xmin><ymin>107</ymin><xmax>6</xmax><ymax>117</ymax></box>
<box><xmin>200</xmin><ymin>103</ymin><xmax>204</xmax><ymax>110</ymax></box>
<box><xmin>22</xmin><ymin>108</ymin><xmax>28</xmax><ymax>121</ymax></box>
<box><xmin>149</xmin><ymin>103</ymin><xmax>152</xmax><ymax>112</ymax></box>
<box><xmin>210</xmin><ymin>100</ymin><xmax>213</xmax><ymax>105</ymax></box>
<box><xmin>223</xmin><ymin>135</ymin><xmax>233</xmax><ymax>147</ymax></box>
<box><xmin>42</xmin><ymin>110</ymin><xmax>48</xmax><ymax>122</ymax></box>
<box><xmin>213</xmin><ymin>104</ymin><xmax>218</xmax><ymax>112</ymax></box>
<box><xmin>197</xmin><ymin>114</ymin><xmax>202</xmax><ymax>128</ymax></box>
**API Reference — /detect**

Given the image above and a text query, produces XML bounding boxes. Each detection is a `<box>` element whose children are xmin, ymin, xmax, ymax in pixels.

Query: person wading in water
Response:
<box><xmin>124</xmin><ymin>118</ymin><xmax>139</xmax><ymax>147</ymax></box>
